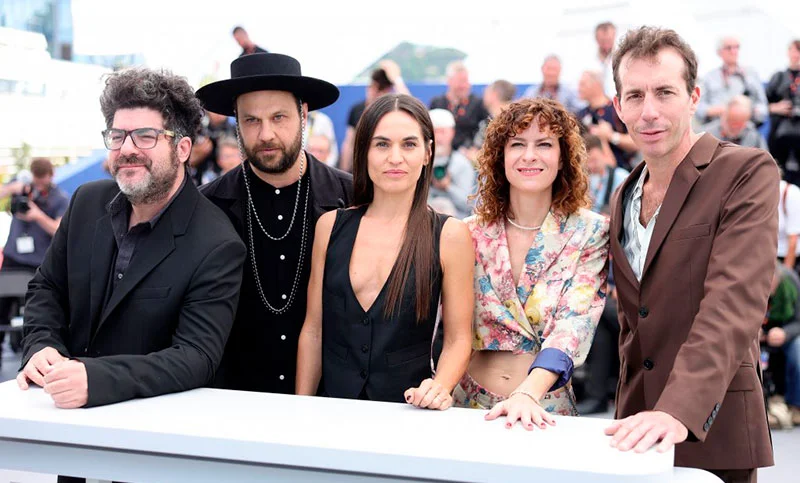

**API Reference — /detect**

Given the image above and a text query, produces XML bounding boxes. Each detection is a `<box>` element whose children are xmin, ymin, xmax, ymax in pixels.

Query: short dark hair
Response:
<box><xmin>371</xmin><ymin>68</ymin><xmax>393</xmax><ymax>92</ymax></box>
<box><xmin>489</xmin><ymin>80</ymin><xmax>516</xmax><ymax>102</ymax></box>
<box><xmin>612</xmin><ymin>26</ymin><xmax>698</xmax><ymax>97</ymax></box>
<box><xmin>232</xmin><ymin>26</ymin><xmax>245</xmax><ymax>35</ymax></box>
<box><xmin>100</xmin><ymin>68</ymin><xmax>204</xmax><ymax>143</ymax></box>
<box><xmin>792</xmin><ymin>39</ymin><xmax>800</xmax><ymax>52</ymax></box>
<box><xmin>596</xmin><ymin>22</ymin><xmax>615</xmax><ymax>33</ymax></box>
<box><xmin>30</xmin><ymin>158</ymin><xmax>54</xmax><ymax>178</ymax></box>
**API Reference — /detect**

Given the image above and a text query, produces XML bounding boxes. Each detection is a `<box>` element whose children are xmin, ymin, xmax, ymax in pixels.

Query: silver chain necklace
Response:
<box><xmin>244</xmin><ymin>169</ymin><xmax>310</xmax><ymax>314</ymax></box>
<box><xmin>238</xmin><ymin>103</ymin><xmax>310</xmax><ymax>314</ymax></box>
<box><xmin>242</xmin><ymin>152</ymin><xmax>306</xmax><ymax>241</ymax></box>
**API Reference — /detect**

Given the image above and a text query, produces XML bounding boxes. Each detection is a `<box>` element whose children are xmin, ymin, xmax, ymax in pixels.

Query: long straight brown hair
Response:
<box><xmin>351</xmin><ymin>94</ymin><xmax>437</xmax><ymax>322</ymax></box>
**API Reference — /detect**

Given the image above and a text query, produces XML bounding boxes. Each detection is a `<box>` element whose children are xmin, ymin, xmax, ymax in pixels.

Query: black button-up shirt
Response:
<box><xmin>221</xmin><ymin>167</ymin><xmax>311</xmax><ymax>393</ymax></box>
<box><xmin>99</xmin><ymin>178</ymin><xmax>186</xmax><ymax>328</ymax></box>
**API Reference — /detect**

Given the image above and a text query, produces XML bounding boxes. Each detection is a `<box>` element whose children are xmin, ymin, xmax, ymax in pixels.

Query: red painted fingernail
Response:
<box><xmin>506</xmin><ymin>423</ymin><xmax>512</xmax><ymax>428</ymax></box>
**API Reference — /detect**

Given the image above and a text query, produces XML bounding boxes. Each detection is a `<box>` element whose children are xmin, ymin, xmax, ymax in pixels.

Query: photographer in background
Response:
<box><xmin>428</xmin><ymin>109</ymin><xmax>476</xmax><ymax>218</ymax></box>
<box><xmin>0</xmin><ymin>158</ymin><xmax>68</xmax><ymax>364</ymax></box>
<box><xmin>766</xmin><ymin>39</ymin><xmax>800</xmax><ymax>185</ymax></box>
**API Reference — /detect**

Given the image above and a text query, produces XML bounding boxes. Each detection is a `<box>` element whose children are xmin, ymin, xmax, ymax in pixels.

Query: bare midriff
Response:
<box><xmin>467</xmin><ymin>350</ymin><xmax>536</xmax><ymax>396</ymax></box>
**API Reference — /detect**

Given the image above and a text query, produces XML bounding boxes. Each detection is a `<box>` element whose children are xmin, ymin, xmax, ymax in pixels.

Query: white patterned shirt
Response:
<box><xmin>623</xmin><ymin>166</ymin><xmax>661</xmax><ymax>281</ymax></box>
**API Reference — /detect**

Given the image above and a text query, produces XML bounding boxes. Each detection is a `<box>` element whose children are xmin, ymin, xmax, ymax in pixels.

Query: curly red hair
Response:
<box><xmin>474</xmin><ymin>97</ymin><xmax>590</xmax><ymax>223</ymax></box>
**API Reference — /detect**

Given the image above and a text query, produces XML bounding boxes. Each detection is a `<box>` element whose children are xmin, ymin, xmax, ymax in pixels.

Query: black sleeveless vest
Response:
<box><xmin>321</xmin><ymin>206</ymin><xmax>448</xmax><ymax>403</ymax></box>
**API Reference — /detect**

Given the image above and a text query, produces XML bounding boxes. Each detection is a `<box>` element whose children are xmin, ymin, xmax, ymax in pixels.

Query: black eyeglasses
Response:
<box><xmin>101</xmin><ymin>128</ymin><xmax>176</xmax><ymax>150</ymax></box>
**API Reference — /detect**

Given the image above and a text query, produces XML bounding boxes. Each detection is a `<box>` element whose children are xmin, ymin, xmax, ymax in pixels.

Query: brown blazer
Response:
<box><xmin>610</xmin><ymin>133</ymin><xmax>778</xmax><ymax>470</ymax></box>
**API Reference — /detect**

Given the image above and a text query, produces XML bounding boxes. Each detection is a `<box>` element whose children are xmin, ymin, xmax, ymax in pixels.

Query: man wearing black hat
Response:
<box><xmin>197</xmin><ymin>53</ymin><xmax>353</xmax><ymax>394</ymax></box>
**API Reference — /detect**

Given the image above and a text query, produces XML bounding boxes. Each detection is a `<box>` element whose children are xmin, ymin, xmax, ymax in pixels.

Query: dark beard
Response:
<box><xmin>245</xmin><ymin>128</ymin><xmax>303</xmax><ymax>175</ymax></box>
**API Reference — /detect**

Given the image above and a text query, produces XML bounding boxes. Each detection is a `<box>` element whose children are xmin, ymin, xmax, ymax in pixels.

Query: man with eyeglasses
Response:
<box><xmin>16</xmin><ymin>68</ymin><xmax>245</xmax><ymax>429</ymax></box>
<box><xmin>697</xmin><ymin>36</ymin><xmax>768</xmax><ymax>126</ymax></box>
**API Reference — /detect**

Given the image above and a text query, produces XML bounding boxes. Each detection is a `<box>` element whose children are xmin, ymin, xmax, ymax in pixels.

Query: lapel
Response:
<box><xmin>478</xmin><ymin>219</ymin><xmax>518</xmax><ymax>309</ymax></box>
<box><xmin>89</xmin><ymin>212</ymin><xmax>116</xmax><ymax>336</ymax></box>
<box><xmin>611</xmin><ymin>161</ymin><xmax>645</xmax><ymax>290</ymax></box>
<box><xmin>641</xmin><ymin>134</ymin><xmax>717</xmax><ymax>279</ymax></box>
<box><xmin>479</xmin><ymin>211</ymin><xmax>575</xmax><ymax>309</ymax></box>
<box><xmin>93</xmin><ymin>182</ymin><xmax>198</xmax><ymax>339</ymax></box>
<box><xmin>202</xmin><ymin>164</ymin><xmax>245</xmax><ymax>229</ymax></box>
<box><xmin>517</xmin><ymin>211</ymin><xmax>576</xmax><ymax>303</ymax></box>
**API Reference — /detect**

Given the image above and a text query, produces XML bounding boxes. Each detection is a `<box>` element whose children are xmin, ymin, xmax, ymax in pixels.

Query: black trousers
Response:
<box><xmin>583</xmin><ymin>295</ymin><xmax>620</xmax><ymax>402</ymax></box>
<box><xmin>709</xmin><ymin>468</ymin><xmax>757</xmax><ymax>483</ymax></box>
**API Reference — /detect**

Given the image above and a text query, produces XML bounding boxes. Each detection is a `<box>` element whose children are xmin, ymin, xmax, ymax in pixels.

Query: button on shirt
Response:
<box><xmin>108</xmin><ymin>178</ymin><xmax>186</xmax><ymax>289</ymax></box>
<box><xmin>220</xmin><ymin>168</ymin><xmax>311</xmax><ymax>393</ymax></box>
<box><xmin>623</xmin><ymin>166</ymin><xmax>661</xmax><ymax>281</ymax></box>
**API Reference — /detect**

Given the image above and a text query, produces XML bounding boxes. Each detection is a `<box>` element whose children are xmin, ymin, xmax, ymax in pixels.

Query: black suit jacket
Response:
<box><xmin>21</xmin><ymin>178</ymin><xmax>246</xmax><ymax>407</ymax></box>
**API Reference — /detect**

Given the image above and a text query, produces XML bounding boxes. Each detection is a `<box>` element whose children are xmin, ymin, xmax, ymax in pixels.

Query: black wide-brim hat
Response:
<box><xmin>196</xmin><ymin>53</ymin><xmax>339</xmax><ymax>116</ymax></box>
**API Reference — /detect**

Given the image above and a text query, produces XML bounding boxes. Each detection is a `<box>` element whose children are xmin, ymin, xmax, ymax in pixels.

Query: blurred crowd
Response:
<box><xmin>4</xmin><ymin>21</ymin><xmax>800</xmax><ymax>432</ymax></box>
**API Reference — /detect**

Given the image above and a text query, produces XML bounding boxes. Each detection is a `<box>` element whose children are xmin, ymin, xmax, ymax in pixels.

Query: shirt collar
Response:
<box><xmin>631</xmin><ymin>164</ymin><xmax>649</xmax><ymax>203</ymax></box>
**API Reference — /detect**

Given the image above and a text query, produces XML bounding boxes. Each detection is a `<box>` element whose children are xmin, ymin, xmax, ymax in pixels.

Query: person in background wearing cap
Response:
<box><xmin>197</xmin><ymin>53</ymin><xmax>353</xmax><ymax>394</ymax></box>
<box><xmin>428</xmin><ymin>109</ymin><xmax>476</xmax><ymax>218</ymax></box>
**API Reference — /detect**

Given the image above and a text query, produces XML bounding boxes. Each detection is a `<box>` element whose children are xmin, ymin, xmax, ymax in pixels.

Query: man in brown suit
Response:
<box><xmin>604</xmin><ymin>27</ymin><xmax>777</xmax><ymax>483</ymax></box>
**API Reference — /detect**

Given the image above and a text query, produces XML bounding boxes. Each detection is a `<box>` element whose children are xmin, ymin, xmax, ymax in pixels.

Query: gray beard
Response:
<box><xmin>116</xmin><ymin>151</ymin><xmax>179</xmax><ymax>205</ymax></box>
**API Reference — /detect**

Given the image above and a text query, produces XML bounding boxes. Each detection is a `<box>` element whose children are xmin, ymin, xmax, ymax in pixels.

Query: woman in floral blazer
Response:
<box><xmin>454</xmin><ymin>98</ymin><xmax>610</xmax><ymax>431</ymax></box>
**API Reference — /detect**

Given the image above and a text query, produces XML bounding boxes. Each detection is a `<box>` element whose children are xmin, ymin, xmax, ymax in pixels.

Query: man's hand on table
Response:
<box><xmin>18</xmin><ymin>347</ymin><xmax>88</xmax><ymax>408</ymax></box>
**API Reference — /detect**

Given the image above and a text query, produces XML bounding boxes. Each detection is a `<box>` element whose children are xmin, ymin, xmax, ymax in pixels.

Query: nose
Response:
<box><xmin>641</xmin><ymin>94</ymin><xmax>659</xmax><ymax>123</ymax></box>
<box><xmin>522</xmin><ymin>143</ymin><xmax>537</xmax><ymax>163</ymax></box>
<box><xmin>257</xmin><ymin>124</ymin><xmax>276</xmax><ymax>144</ymax></box>
<box><xmin>119</xmin><ymin>133</ymin><xmax>140</xmax><ymax>157</ymax></box>
<box><xmin>388</xmin><ymin>143</ymin><xmax>404</xmax><ymax>164</ymax></box>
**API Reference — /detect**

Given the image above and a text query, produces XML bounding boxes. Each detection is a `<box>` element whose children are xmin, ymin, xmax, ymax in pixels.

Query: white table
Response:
<box><xmin>0</xmin><ymin>381</ymin><xmax>719</xmax><ymax>482</ymax></box>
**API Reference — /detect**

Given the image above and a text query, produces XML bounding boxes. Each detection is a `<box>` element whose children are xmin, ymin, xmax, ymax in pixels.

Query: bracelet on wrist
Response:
<box><xmin>509</xmin><ymin>390</ymin><xmax>542</xmax><ymax>407</ymax></box>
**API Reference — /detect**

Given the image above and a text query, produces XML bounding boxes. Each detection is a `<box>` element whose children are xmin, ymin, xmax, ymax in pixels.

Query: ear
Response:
<box><xmin>176</xmin><ymin>137</ymin><xmax>192</xmax><ymax>164</ymax></box>
<box><xmin>302</xmin><ymin>103</ymin><xmax>309</xmax><ymax>124</ymax></box>
<box><xmin>688</xmin><ymin>85</ymin><xmax>701</xmax><ymax>116</ymax></box>
<box><xmin>426</xmin><ymin>139</ymin><xmax>433</xmax><ymax>166</ymax></box>
<box><xmin>612</xmin><ymin>94</ymin><xmax>623</xmax><ymax>120</ymax></box>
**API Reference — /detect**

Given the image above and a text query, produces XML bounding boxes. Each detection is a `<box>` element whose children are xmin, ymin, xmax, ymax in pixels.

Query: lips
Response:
<box><xmin>638</xmin><ymin>128</ymin><xmax>667</xmax><ymax>141</ymax></box>
<box><xmin>384</xmin><ymin>169</ymin><xmax>407</xmax><ymax>177</ymax></box>
<box><xmin>517</xmin><ymin>167</ymin><xmax>544</xmax><ymax>176</ymax></box>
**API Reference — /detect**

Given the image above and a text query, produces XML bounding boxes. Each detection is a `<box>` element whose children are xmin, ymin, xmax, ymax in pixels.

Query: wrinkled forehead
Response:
<box><xmin>617</xmin><ymin>49</ymin><xmax>687</xmax><ymax>95</ymax></box>
<box><xmin>235</xmin><ymin>90</ymin><xmax>299</xmax><ymax>114</ymax></box>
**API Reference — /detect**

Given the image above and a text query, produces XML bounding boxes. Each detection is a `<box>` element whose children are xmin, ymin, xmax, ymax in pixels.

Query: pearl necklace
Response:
<box><xmin>506</xmin><ymin>216</ymin><xmax>542</xmax><ymax>231</ymax></box>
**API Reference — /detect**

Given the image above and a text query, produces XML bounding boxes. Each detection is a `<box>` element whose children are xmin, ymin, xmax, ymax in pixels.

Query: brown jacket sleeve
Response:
<box><xmin>653</xmin><ymin>151</ymin><xmax>779</xmax><ymax>441</ymax></box>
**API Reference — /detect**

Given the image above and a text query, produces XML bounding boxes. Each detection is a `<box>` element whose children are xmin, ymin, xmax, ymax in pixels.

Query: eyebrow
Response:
<box><xmin>510</xmin><ymin>135</ymin><xmax>555</xmax><ymax>142</ymax></box>
<box><xmin>624</xmin><ymin>84</ymin><xmax>678</xmax><ymax>95</ymax></box>
<box><xmin>239</xmin><ymin>109</ymin><xmax>289</xmax><ymax>118</ymax></box>
<box><xmin>372</xmin><ymin>135</ymin><xmax>421</xmax><ymax>142</ymax></box>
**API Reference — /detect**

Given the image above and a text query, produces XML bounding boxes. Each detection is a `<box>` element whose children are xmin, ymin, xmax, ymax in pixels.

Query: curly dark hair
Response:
<box><xmin>474</xmin><ymin>97</ymin><xmax>590</xmax><ymax>223</ymax></box>
<box><xmin>99</xmin><ymin>68</ymin><xmax>204</xmax><ymax>143</ymax></box>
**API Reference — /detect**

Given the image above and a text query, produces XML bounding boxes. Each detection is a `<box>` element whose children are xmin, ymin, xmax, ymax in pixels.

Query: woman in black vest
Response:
<box><xmin>296</xmin><ymin>94</ymin><xmax>473</xmax><ymax>408</ymax></box>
